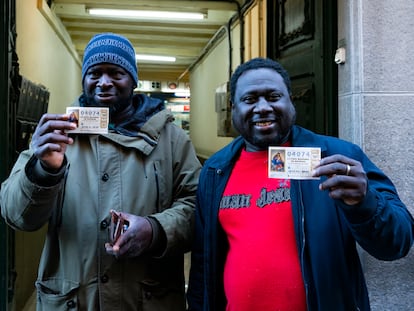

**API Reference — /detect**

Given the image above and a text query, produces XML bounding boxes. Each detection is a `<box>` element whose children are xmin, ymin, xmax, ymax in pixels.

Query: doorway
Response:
<box><xmin>267</xmin><ymin>0</ymin><xmax>338</xmax><ymax>136</ymax></box>
<box><xmin>0</xmin><ymin>0</ymin><xmax>18</xmax><ymax>309</ymax></box>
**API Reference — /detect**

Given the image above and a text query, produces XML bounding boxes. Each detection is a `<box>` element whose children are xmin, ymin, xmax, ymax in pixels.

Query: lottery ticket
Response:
<box><xmin>268</xmin><ymin>147</ymin><xmax>321</xmax><ymax>179</ymax></box>
<box><xmin>66</xmin><ymin>107</ymin><xmax>109</xmax><ymax>134</ymax></box>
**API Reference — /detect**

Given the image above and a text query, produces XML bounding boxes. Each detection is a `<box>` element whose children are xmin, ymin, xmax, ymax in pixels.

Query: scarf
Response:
<box><xmin>79</xmin><ymin>93</ymin><xmax>165</xmax><ymax>137</ymax></box>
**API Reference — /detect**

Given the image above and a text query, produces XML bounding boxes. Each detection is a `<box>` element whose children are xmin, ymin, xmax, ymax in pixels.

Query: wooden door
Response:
<box><xmin>267</xmin><ymin>0</ymin><xmax>338</xmax><ymax>136</ymax></box>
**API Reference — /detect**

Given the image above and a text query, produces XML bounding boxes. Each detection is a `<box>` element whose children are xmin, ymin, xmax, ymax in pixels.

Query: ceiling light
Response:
<box><xmin>136</xmin><ymin>54</ymin><xmax>176</xmax><ymax>63</ymax></box>
<box><xmin>88</xmin><ymin>9</ymin><xmax>205</xmax><ymax>20</ymax></box>
<box><xmin>174</xmin><ymin>91</ymin><xmax>191</xmax><ymax>97</ymax></box>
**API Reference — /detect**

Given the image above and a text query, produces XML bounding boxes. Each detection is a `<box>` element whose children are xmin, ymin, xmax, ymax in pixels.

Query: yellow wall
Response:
<box><xmin>189</xmin><ymin>0</ymin><xmax>266</xmax><ymax>157</ymax></box>
<box><xmin>17</xmin><ymin>0</ymin><xmax>82</xmax><ymax>114</ymax></box>
<box><xmin>244</xmin><ymin>0</ymin><xmax>266</xmax><ymax>59</ymax></box>
<box><xmin>189</xmin><ymin>30</ymin><xmax>237</xmax><ymax>158</ymax></box>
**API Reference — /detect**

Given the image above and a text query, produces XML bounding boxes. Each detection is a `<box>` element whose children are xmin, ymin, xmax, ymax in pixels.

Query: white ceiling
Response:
<box><xmin>51</xmin><ymin>0</ymin><xmax>245</xmax><ymax>82</ymax></box>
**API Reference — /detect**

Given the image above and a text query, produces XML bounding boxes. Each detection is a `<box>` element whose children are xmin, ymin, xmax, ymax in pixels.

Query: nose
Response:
<box><xmin>254</xmin><ymin>96</ymin><xmax>272</xmax><ymax>113</ymax></box>
<box><xmin>97</xmin><ymin>73</ymin><xmax>113</xmax><ymax>87</ymax></box>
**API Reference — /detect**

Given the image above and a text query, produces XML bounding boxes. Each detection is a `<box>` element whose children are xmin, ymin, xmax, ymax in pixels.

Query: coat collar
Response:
<box><xmin>102</xmin><ymin>109</ymin><xmax>174</xmax><ymax>155</ymax></box>
<box><xmin>73</xmin><ymin>93</ymin><xmax>173</xmax><ymax>155</ymax></box>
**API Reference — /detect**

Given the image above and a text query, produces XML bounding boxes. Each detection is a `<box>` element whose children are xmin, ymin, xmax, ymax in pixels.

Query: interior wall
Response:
<box><xmin>17</xmin><ymin>0</ymin><xmax>82</xmax><ymax>114</ymax></box>
<box><xmin>12</xmin><ymin>0</ymin><xmax>82</xmax><ymax>309</ymax></box>
<box><xmin>189</xmin><ymin>0</ymin><xmax>266</xmax><ymax>158</ymax></box>
<box><xmin>244</xmin><ymin>0</ymin><xmax>266</xmax><ymax>59</ymax></box>
<box><xmin>189</xmin><ymin>34</ymin><xmax>235</xmax><ymax>159</ymax></box>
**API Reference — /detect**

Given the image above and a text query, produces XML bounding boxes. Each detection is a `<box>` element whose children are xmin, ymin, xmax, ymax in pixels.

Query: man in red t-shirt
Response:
<box><xmin>187</xmin><ymin>58</ymin><xmax>414</xmax><ymax>311</ymax></box>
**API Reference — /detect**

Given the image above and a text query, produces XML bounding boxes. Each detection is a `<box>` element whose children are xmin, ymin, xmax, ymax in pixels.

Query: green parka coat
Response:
<box><xmin>1</xmin><ymin>105</ymin><xmax>201</xmax><ymax>311</ymax></box>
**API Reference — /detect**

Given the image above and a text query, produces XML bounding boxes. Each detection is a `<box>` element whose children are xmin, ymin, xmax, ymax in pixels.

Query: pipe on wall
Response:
<box><xmin>177</xmin><ymin>0</ymin><xmax>255</xmax><ymax>82</ymax></box>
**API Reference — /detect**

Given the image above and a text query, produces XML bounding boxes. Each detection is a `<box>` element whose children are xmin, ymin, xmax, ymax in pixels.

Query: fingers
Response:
<box><xmin>107</xmin><ymin>230</ymin><xmax>139</xmax><ymax>258</ymax></box>
<box><xmin>313</xmin><ymin>154</ymin><xmax>359</xmax><ymax>177</ymax></box>
<box><xmin>32</xmin><ymin>114</ymin><xmax>77</xmax><ymax>145</ymax></box>
<box><xmin>30</xmin><ymin>113</ymin><xmax>78</xmax><ymax>170</ymax></box>
<box><xmin>36</xmin><ymin>113</ymin><xmax>77</xmax><ymax>135</ymax></box>
<box><xmin>319</xmin><ymin>173</ymin><xmax>364</xmax><ymax>193</ymax></box>
<box><xmin>316</xmin><ymin>154</ymin><xmax>359</xmax><ymax>167</ymax></box>
<box><xmin>33</xmin><ymin>132</ymin><xmax>72</xmax><ymax>151</ymax></box>
<box><xmin>106</xmin><ymin>211</ymin><xmax>134</xmax><ymax>258</ymax></box>
<box><xmin>313</xmin><ymin>154</ymin><xmax>367</xmax><ymax>205</ymax></box>
<box><xmin>106</xmin><ymin>213</ymin><xmax>152</xmax><ymax>259</ymax></box>
<box><xmin>345</xmin><ymin>164</ymin><xmax>351</xmax><ymax>176</ymax></box>
<box><xmin>316</xmin><ymin>156</ymin><xmax>365</xmax><ymax>180</ymax></box>
<box><xmin>319</xmin><ymin>174</ymin><xmax>367</xmax><ymax>205</ymax></box>
<box><xmin>324</xmin><ymin>182</ymin><xmax>366</xmax><ymax>205</ymax></box>
<box><xmin>105</xmin><ymin>243</ymin><xmax>118</xmax><ymax>256</ymax></box>
<box><xmin>33</xmin><ymin>114</ymin><xmax>76</xmax><ymax>146</ymax></box>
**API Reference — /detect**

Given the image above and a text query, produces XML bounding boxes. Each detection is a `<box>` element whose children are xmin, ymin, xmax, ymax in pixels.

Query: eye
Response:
<box><xmin>266</xmin><ymin>92</ymin><xmax>282</xmax><ymax>102</ymax></box>
<box><xmin>241</xmin><ymin>95</ymin><xmax>257</xmax><ymax>104</ymax></box>
<box><xmin>107</xmin><ymin>68</ymin><xmax>128</xmax><ymax>80</ymax></box>
<box><xmin>86</xmin><ymin>69</ymin><xmax>101</xmax><ymax>79</ymax></box>
<box><xmin>111</xmin><ymin>69</ymin><xmax>125</xmax><ymax>79</ymax></box>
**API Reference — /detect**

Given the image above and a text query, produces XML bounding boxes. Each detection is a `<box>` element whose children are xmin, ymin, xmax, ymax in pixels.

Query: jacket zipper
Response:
<box><xmin>56</xmin><ymin>162</ymin><xmax>70</xmax><ymax>228</ymax></box>
<box><xmin>153</xmin><ymin>163</ymin><xmax>160</xmax><ymax>212</ymax></box>
<box><xmin>296</xmin><ymin>181</ymin><xmax>310</xmax><ymax>309</ymax></box>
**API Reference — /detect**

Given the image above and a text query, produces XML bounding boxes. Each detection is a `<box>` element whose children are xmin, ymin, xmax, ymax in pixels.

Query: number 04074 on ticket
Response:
<box><xmin>268</xmin><ymin>147</ymin><xmax>321</xmax><ymax>180</ymax></box>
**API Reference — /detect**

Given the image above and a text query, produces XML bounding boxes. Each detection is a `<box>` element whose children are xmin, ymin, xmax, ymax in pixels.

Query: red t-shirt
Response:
<box><xmin>219</xmin><ymin>149</ymin><xmax>306</xmax><ymax>311</ymax></box>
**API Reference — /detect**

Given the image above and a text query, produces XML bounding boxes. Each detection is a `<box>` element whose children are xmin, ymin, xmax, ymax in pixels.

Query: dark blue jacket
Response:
<box><xmin>187</xmin><ymin>126</ymin><xmax>414</xmax><ymax>311</ymax></box>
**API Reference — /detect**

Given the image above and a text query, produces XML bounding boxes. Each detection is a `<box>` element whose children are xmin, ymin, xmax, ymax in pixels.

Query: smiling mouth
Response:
<box><xmin>255</xmin><ymin>121</ymin><xmax>273</xmax><ymax>127</ymax></box>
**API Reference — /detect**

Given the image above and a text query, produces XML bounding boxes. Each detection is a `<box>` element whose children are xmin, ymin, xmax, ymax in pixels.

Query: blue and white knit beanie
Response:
<box><xmin>81</xmin><ymin>33</ymin><xmax>138</xmax><ymax>86</ymax></box>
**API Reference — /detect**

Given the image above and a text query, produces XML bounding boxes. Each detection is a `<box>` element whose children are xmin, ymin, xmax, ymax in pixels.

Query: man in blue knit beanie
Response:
<box><xmin>82</xmin><ymin>33</ymin><xmax>138</xmax><ymax>86</ymax></box>
<box><xmin>80</xmin><ymin>32</ymin><xmax>141</xmax><ymax>118</ymax></box>
<box><xmin>1</xmin><ymin>33</ymin><xmax>201</xmax><ymax>311</ymax></box>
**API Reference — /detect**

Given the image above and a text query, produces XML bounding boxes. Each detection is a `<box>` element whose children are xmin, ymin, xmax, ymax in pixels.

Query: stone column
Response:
<box><xmin>337</xmin><ymin>0</ymin><xmax>414</xmax><ymax>309</ymax></box>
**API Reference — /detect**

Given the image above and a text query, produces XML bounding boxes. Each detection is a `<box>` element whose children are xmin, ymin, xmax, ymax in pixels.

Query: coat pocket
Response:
<box><xmin>141</xmin><ymin>279</ymin><xmax>186</xmax><ymax>311</ymax></box>
<box><xmin>35</xmin><ymin>278</ymin><xmax>80</xmax><ymax>310</ymax></box>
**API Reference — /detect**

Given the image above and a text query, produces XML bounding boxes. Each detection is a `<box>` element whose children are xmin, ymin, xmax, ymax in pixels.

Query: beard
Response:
<box><xmin>247</xmin><ymin>125</ymin><xmax>292</xmax><ymax>149</ymax></box>
<box><xmin>263</xmin><ymin>131</ymin><xmax>289</xmax><ymax>146</ymax></box>
<box><xmin>233</xmin><ymin>105</ymin><xmax>297</xmax><ymax>149</ymax></box>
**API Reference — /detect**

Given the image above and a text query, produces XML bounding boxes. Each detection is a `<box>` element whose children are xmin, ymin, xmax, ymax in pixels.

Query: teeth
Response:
<box><xmin>256</xmin><ymin>121</ymin><xmax>272</xmax><ymax>126</ymax></box>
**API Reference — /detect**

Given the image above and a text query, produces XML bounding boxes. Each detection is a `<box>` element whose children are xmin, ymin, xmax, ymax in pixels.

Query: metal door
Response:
<box><xmin>1</xmin><ymin>0</ymin><xmax>18</xmax><ymax>309</ymax></box>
